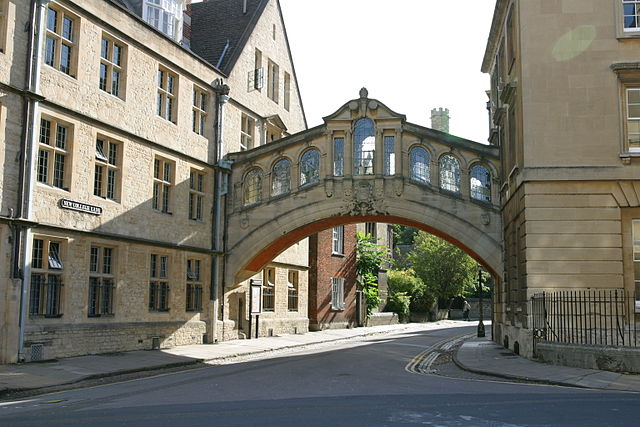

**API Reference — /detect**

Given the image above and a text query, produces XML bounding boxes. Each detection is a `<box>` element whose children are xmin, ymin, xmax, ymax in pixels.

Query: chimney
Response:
<box><xmin>182</xmin><ymin>0</ymin><xmax>192</xmax><ymax>49</ymax></box>
<box><xmin>430</xmin><ymin>107</ymin><xmax>450</xmax><ymax>133</ymax></box>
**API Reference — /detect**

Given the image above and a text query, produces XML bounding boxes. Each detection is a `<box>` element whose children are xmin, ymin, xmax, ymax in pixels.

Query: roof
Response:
<box><xmin>190</xmin><ymin>0</ymin><xmax>268</xmax><ymax>74</ymax></box>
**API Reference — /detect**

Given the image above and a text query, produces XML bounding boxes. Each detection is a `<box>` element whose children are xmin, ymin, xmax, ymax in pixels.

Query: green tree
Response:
<box><xmin>356</xmin><ymin>231</ymin><xmax>391</xmax><ymax>317</ymax></box>
<box><xmin>408</xmin><ymin>232</ymin><xmax>477</xmax><ymax>305</ymax></box>
<box><xmin>392</xmin><ymin>225</ymin><xmax>419</xmax><ymax>246</ymax></box>
<box><xmin>386</xmin><ymin>269</ymin><xmax>436</xmax><ymax>318</ymax></box>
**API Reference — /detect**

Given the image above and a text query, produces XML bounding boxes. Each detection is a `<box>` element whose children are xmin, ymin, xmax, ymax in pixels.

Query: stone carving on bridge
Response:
<box><xmin>240</xmin><ymin>213</ymin><xmax>250</xmax><ymax>229</ymax></box>
<box><xmin>341</xmin><ymin>181</ymin><xmax>388</xmax><ymax>216</ymax></box>
<box><xmin>325</xmin><ymin>179</ymin><xmax>334</xmax><ymax>198</ymax></box>
<box><xmin>481</xmin><ymin>213</ymin><xmax>491</xmax><ymax>225</ymax></box>
<box><xmin>393</xmin><ymin>178</ymin><xmax>404</xmax><ymax>196</ymax></box>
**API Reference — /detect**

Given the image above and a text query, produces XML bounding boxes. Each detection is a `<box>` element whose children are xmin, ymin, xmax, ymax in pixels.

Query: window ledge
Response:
<box><xmin>43</xmin><ymin>63</ymin><xmax>77</xmax><ymax>80</ymax></box>
<box><xmin>99</xmin><ymin>90</ymin><xmax>126</xmax><ymax>103</ymax></box>
<box><xmin>617</xmin><ymin>32</ymin><xmax>640</xmax><ymax>40</ymax></box>
<box><xmin>331</xmin><ymin>252</ymin><xmax>345</xmax><ymax>257</ymax></box>
<box><xmin>38</xmin><ymin>182</ymin><xmax>70</xmax><ymax>193</ymax></box>
<box><xmin>620</xmin><ymin>152</ymin><xmax>640</xmax><ymax>164</ymax></box>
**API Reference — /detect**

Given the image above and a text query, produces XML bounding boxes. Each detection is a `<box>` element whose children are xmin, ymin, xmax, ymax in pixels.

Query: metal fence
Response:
<box><xmin>531</xmin><ymin>290</ymin><xmax>638</xmax><ymax>354</ymax></box>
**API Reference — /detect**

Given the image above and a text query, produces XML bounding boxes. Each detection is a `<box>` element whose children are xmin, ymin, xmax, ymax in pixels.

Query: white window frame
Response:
<box><xmin>626</xmin><ymin>87</ymin><xmax>640</xmax><ymax>152</ymax></box>
<box><xmin>622</xmin><ymin>1</ymin><xmax>640</xmax><ymax>34</ymax></box>
<box><xmin>331</xmin><ymin>277</ymin><xmax>345</xmax><ymax>311</ymax></box>
<box><xmin>240</xmin><ymin>114</ymin><xmax>255</xmax><ymax>150</ymax></box>
<box><xmin>332</xmin><ymin>225</ymin><xmax>344</xmax><ymax>255</ymax></box>
<box><xmin>142</xmin><ymin>0</ymin><xmax>180</xmax><ymax>40</ymax></box>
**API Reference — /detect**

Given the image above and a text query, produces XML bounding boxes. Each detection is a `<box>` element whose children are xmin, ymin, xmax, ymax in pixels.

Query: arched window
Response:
<box><xmin>300</xmin><ymin>149</ymin><xmax>320</xmax><ymax>187</ymax></box>
<box><xmin>353</xmin><ymin>118</ymin><xmax>375</xmax><ymax>175</ymax></box>
<box><xmin>271</xmin><ymin>158</ymin><xmax>291</xmax><ymax>197</ymax></box>
<box><xmin>410</xmin><ymin>146</ymin><xmax>430</xmax><ymax>183</ymax></box>
<box><xmin>439</xmin><ymin>155</ymin><xmax>461</xmax><ymax>193</ymax></box>
<box><xmin>470</xmin><ymin>164</ymin><xmax>491</xmax><ymax>202</ymax></box>
<box><xmin>243</xmin><ymin>169</ymin><xmax>262</xmax><ymax>206</ymax></box>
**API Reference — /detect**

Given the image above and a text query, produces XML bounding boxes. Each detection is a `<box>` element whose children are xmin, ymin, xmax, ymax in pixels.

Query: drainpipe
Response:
<box><xmin>211</xmin><ymin>79</ymin><xmax>230</xmax><ymax>342</ymax></box>
<box><xmin>17</xmin><ymin>0</ymin><xmax>51</xmax><ymax>362</ymax></box>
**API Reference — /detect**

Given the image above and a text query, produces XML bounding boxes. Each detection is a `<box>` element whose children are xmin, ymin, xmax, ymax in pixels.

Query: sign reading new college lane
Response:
<box><xmin>59</xmin><ymin>199</ymin><xmax>103</xmax><ymax>216</ymax></box>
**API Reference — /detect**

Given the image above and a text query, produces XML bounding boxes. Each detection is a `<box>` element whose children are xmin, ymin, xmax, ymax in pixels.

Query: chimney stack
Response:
<box><xmin>430</xmin><ymin>107</ymin><xmax>450</xmax><ymax>133</ymax></box>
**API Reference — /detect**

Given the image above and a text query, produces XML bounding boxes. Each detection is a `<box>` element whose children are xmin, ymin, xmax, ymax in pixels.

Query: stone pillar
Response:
<box><xmin>393</xmin><ymin>127</ymin><xmax>402</xmax><ymax>176</ymax></box>
<box><xmin>344</xmin><ymin>129</ymin><xmax>353</xmax><ymax>177</ymax></box>
<box><xmin>374</xmin><ymin>129</ymin><xmax>384</xmax><ymax>176</ymax></box>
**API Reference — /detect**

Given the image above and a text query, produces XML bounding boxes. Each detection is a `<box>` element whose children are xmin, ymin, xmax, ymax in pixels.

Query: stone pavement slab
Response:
<box><xmin>454</xmin><ymin>336</ymin><xmax>640</xmax><ymax>392</ymax></box>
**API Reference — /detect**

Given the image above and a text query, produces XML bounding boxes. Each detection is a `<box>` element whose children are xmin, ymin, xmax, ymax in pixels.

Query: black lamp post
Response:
<box><xmin>477</xmin><ymin>265</ymin><xmax>486</xmax><ymax>338</ymax></box>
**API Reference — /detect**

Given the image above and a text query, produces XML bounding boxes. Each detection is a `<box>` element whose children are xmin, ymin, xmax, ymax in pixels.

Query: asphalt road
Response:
<box><xmin>1</xmin><ymin>325</ymin><xmax>638</xmax><ymax>426</ymax></box>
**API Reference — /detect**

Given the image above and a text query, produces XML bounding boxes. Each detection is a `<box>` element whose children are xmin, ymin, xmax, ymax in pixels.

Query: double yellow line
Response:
<box><xmin>405</xmin><ymin>333</ymin><xmax>474</xmax><ymax>375</ymax></box>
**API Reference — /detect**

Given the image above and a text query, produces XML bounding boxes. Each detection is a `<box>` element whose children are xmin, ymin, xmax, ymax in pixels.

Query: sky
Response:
<box><xmin>279</xmin><ymin>0</ymin><xmax>496</xmax><ymax>143</ymax></box>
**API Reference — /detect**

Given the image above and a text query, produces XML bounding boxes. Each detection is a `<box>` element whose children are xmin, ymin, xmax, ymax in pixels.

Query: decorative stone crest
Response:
<box><xmin>359</xmin><ymin>87</ymin><xmax>368</xmax><ymax>99</ymax></box>
<box><xmin>240</xmin><ymin>213</ymin><xmax>250</xmax><ymax>229</ymax></box>
<box><xmin>341</xmin><ymin>181</ymin><xmax>388</xmax><ymax>216</ymax></box>
<box><xmin>481</xmin><ymin>213</ymin><xmax>490</xmax><ymax>225</ymax></box>
<box><xmin>393</xmin><ymin>178</ymin><xmax>404</xmax><ymax>197</ymax></box>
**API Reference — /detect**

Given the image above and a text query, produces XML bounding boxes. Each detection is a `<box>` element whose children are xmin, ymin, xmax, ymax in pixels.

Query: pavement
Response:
<box><xmin>1</xmin><ymin>320</ymin><xmax>640</xmax><ymax>398</ymax></box>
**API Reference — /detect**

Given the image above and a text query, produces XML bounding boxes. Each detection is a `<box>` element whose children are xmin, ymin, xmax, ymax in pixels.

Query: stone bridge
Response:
<box><xmin>225</xmin><ymin>91</ymin><xmax>502</xmax><ymax>285</ymax></box>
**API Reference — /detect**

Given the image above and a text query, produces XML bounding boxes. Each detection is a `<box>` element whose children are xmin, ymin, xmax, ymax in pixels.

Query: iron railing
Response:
<box><xmin>531</xmin><ymin>290</ymin><xmax>638</xmax><ymax>353</ymax></box>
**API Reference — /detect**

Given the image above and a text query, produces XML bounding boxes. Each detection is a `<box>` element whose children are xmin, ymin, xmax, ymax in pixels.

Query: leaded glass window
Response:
<box><xmin>470</xmin><ymin>165</ymin><xmax>491</xmax><ymax>202</ymax></box>
<box><xmin>243</xmin><ymin>169</ymin><xmax>262</xmax><ymax>206</ymax></box>
<box><xmin>469</xmin><ymin>165</ymin><xmax>491</xmax><ymax>202</ymax></box>
<box><xmin>271</xmin><ymin>158</ymin><xmax>291</xmax><ymax>197</ymax></box>
<box><xmin>384</xmin><ymin>136</ymin><xmax>395</xmax><ymax>176</ymax></box>
<box><xmin>410</xmin><ymin>146</ymin><xmax>430</xmax><ymax>184</ymax></box>
<box><xmin>353</xmin><ymin>118</ymin><xmax>375</xmax><ymax>175</ymax></box>
<box><xmin>333</xmin><ymin>137</ymin><xmax>344</xmax><ymax>176</ymax></box>
<box><xmin>439</xmin><ymin>155</ymin><xmax>461</xmax><ymax>193</ymax></box>
<box><xmin>300</xmin><ymin>149</ymin><xmax>320</xmax><ymax>187</ymax></box>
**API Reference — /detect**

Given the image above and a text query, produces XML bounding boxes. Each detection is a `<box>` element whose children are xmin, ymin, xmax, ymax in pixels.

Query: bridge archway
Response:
<box><xmin>225</xmin><ymin>91</ymin><xmax>502</xmax><ymax>285</ymax></box>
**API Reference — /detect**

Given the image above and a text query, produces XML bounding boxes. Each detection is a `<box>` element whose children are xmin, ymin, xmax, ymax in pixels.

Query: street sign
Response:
<box><xmin>250</xmin><ymin>279</ymin><xmax>262</xmax><ymax>315</ymax></box>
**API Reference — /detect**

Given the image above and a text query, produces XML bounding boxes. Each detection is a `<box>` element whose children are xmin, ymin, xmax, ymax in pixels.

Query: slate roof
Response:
<box><xmin>190</xmin><ymin>0</ymin><xmax>268</xmax><ymax>74</ymax></box>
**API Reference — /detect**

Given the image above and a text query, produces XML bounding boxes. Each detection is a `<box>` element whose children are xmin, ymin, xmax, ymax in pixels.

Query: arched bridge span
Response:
<box><xmin>225</xmin><ymin>92</ymin><xmax>502</xmax><ymax>284</ymax></box>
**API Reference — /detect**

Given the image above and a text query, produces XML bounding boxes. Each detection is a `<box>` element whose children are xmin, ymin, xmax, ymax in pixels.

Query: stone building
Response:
<box><xmin>483</xmin><ymin>0</ymin><xmax>640</xmax><ymax>357</ymax></box>
<box><xmin>0</xmin><ymin>0</ymin><xmax>307</xmax><ymax>363</ymax></box>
